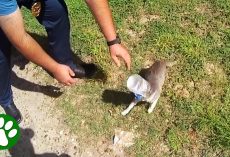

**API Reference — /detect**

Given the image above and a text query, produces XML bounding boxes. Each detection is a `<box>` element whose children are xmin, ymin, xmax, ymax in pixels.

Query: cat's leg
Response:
<box><xmin>121</xmin><ymin>99</ymin><xmax>139</xmax><ymax>116</ymax></box>
<box><xmin>147</xmin><ymin>96</ymin><xmax>160</xmax><ymax>113</ymax></box>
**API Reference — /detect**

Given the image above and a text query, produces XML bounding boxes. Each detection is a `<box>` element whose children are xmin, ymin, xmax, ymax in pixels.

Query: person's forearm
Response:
<box><xmin>85</xmin><ymin>0</ymin><xmax>117</xmax><ymax>41</ymax></box>
<box><xmin>13</xmin><ymin>33</ymin><xmax>58</xmax><ymax>73</ymax></box>
<box><xmin>85</xmin><ymin>0</ymin><xmax>131</xmax><ymax>70</ymax></box>
<box><xmin>0</xmin><ymin>8</ymin><xmax>58</xmax><ymax>74</ymax></box>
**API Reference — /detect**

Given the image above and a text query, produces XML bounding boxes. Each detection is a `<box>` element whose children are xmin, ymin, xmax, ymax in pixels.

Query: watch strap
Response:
<box><xmin>107</xmin><ymin>36</ymin><xmax>121</xmax><ymax>46</ymax></box>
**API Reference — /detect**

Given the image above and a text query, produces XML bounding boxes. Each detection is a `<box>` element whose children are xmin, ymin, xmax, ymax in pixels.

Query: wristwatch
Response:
<box><xmin>107</xmin><ymin>36</ymin><xmax>121</xmax><ymax>46</ymax></box>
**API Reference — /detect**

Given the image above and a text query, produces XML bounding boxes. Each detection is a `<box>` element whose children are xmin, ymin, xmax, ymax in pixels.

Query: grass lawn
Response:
<box><xmin>22</xmin><ymin>0</ymin><xmax>230</xmax><ymax>156</ymax></box>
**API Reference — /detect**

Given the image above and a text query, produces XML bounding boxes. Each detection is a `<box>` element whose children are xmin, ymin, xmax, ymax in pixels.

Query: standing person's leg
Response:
<box><xmin>0</xmin><ymin>29</ymin><xmax>22</xmax><ymax>123</ymax></box>
<box><xmin>17</xmin><ymin>0</ymin><xmax>73</xmax><ymax>64</ymax></box>
<box><xmin>36</xmin><ymin>0</ymin><xmax>96</xmax><ymax>78</ymax></box>
<box><xmin>36</xmin><ymin>0</ymin><xmax>74</xmax><ymax>66</ymax></box>
<box><xmin>20</xmin><ymin>0</ymin><xmax>96</xmax><ymax>78</ymax></box>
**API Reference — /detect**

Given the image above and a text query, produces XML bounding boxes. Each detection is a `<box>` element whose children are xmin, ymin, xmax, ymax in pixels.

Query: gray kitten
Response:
<box><xmin>122</xmin><ymin>60</ymin><xmax>175</xmax><ymax>116</ymax></box>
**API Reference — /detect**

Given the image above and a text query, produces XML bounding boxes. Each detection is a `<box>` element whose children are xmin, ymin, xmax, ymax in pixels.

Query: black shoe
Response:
<box><xmin>71</xmin><ymin>63</ymin><xmax>97</xmax><ymax>79</ymax></box>
<box><xmin>4</xmin><ymin>102</ymin><xmax>22</xmax><ymax>124</ymax></box>
<box><xmin>82</xmin><ymin>63</ymin><xmax>98</xmax><ymax>78</ymax></box>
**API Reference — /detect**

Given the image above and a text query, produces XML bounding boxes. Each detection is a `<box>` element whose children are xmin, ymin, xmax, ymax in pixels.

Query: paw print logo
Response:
<box><xmin>0</xmin><ymin>114</ymin><xmax>20</xmax><ymax>150</ymax></box>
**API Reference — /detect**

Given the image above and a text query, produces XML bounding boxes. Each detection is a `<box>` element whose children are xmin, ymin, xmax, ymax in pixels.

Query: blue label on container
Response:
<box><xmin>134</xmin><ymin>93</ymin><xmax>143</xmax><ymax>101</ymax></box>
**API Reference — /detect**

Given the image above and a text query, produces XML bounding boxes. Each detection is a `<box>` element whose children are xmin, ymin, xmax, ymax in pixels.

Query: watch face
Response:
<box><xmin>31</xmin><ymin>2</ymin><xmax>41</xmax><ymax>17</ymax></box>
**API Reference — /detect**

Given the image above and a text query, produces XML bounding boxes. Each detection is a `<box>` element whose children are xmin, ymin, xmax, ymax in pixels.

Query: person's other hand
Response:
<box><xmin>53</xmin><ymin>64</ymin><xmax>76</xmax><ymax>86</ymax></box>
<box><xmin>109</xmin><ymin>44</ymin><xmax>131</xmax><ymax>70</ymax></box>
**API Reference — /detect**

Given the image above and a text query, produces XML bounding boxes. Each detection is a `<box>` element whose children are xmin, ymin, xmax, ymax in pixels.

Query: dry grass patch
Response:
<box><xmin>195</xmin><ymin>3</ymin><xmax>212</xmax><ymax>14</ymax></box>
<box><xmin>204</xmin><ymin>62</ymin><xmax>227</xmax><ymax>80</ymax></box>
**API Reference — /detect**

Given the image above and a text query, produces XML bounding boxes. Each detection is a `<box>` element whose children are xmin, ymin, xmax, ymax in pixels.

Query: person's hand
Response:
<box><xmin>52</xmin><ymin>64</ymin><xmax>76</xmax><ymax>86</ymax></box>
<box><xmin>109</xmin><ymin>44</ymin><xmax>131</xmax><ymax>70</ymax></box>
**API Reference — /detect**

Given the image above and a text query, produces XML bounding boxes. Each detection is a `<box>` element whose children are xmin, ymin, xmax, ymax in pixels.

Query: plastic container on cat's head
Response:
<box><xmin>127</xmin><ymin>74</ymin><xmax>151</xmax><ymax>98</ymax></box>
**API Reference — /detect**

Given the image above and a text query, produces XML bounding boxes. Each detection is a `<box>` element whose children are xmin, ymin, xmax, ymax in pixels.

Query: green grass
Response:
<box><xmin>22</xmin><ymin>0</ymin><xmax>230</xmax><ymax>156</ymax></box>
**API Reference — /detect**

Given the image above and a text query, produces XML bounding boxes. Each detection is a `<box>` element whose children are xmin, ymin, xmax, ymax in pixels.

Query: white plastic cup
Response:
<box><xmin>127</xmin><ymin>74</ymin><xmax>151</xmax><ymax>97</ymax></box>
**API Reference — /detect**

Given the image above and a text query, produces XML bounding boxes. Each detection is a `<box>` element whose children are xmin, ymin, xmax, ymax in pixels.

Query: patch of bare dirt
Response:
<box><xmin>124</xmin><ymin>13</ymin><xmax>160</xmax><ymax>43</ymax></box>
<box><xmin>0</xmin><ymin>61</ymin><xmax>81</xmax><ymax>157</ymax></box>
<box><xmin>125</xmin><ymin>29</ymin><xmax>137</xmax><ymax>38</ymax></box>
<box><xmin>195</xmin><ymin>3</ymin><xmax>211</xmax><ymax>14</ymax></box>
<box><xmin>142</xmin><ymin>54</ymin><xmax>155</xmax><ymax>68</ymax></box>
<box><xmin>0</xmin><ymin>54</ymin><xmax>134</xmax><ymax>157</ymax></box>
<box><xmin>204</xmin><ymin>62</ymin><xmax>226</xmax><ymax>79</ymax></box>
<box><xmin>174</xmin><ymin>84</ymin><xmax>190</xmax><ymax>98</ymax></box>
<box><xmin>139</xmin><ymin>14</ymin><xmax>161</xmax><ymax>25</ymax></box>
<box><xmin>152</xmin><ymin>142</ymin><xmax>170</xmax><ymax>157</ymax></box>
<box><xmin>107</xmin><ymin>68</ymin><xmax>127</xmax><ymax>88</ymax></box>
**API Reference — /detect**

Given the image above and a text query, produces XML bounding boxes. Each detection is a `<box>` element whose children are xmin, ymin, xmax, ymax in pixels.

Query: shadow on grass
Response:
<box><xmin>10</xmin><ymin>32</ymin><xmax>107</xmax><ymax>97</ymax></box>
<box><xmin>102</xmin><ymin>67</ymin><xmax>150</xmax><ymax>107</ymax></box>
<box><xmin>9</xmin><ymin>128</ymin><xmax>70</xmax><ymax>157</ymax></box>
<box><xmin>102</xmin><ymin>89</ymin><xmax>134</xmax><ymax>106</ymax></box>
<box><xmin>80</xmin><ymin>62</ymin><xmax>107</xmax><ymax>82</ymax></box>
<box><xmin>11</xmin><ymin>71</ymin><xmax>63</xmax><ymax>98</ymax></box>
<box><xmin>11</xmin><ymin>50</ymin><xmax>63</xmax><ymax>98</ymax></box>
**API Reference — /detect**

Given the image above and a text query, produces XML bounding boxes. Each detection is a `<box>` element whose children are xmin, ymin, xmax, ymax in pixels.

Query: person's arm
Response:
<box><xmin>0</xmin><ymin>8</ymin><xmax>76</xmax><ymax>85</ymax></box>
<box><xmin>85</xmin><ymin>0</ymin><xmax>131</xmax><ymax>70</ymax></box>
